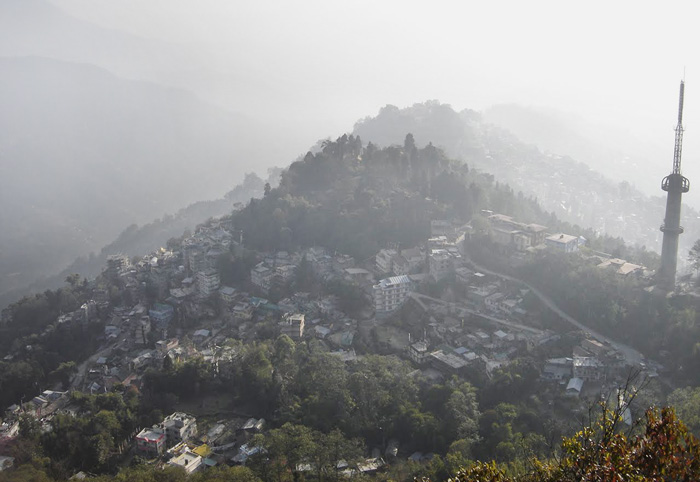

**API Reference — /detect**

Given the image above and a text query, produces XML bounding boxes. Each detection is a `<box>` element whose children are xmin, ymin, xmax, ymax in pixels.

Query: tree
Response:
<box><xmin>437</xmin><ymin>406</ymin><xmax>700</xmax><ymax>482</ymax></box>
<box><xmin>689</xmin><ymin>239</ymin><xmax>700</xmax><ymax>275</ymax></box>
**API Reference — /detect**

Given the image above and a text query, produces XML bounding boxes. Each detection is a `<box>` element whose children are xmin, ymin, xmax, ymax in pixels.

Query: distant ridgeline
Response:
<box><xmin>0</xmin><ymin>172</ymin><xmax>269</xmax><ymax>311</ymax></box>
<box><xmin>354</xmin><ymin>101</ymin><xmax>700</xmax><ymax>263</ymax></box>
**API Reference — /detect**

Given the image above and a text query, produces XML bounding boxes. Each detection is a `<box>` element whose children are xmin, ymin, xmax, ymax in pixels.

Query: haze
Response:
<box><xmin>51</xmin><ymin>0</ymin><xmax>700</xmax><ymax>202</ymax></box>
<box><xmin>2</xmin><ymin>0</ymin><xmax>700</xmax><ymax>305</ymax></box>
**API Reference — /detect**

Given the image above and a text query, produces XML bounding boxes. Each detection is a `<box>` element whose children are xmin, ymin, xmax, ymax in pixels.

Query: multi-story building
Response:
<box><xmin>376</xmin><ymin>249</ymin><xmax>398</xmax><ymax>274</ymax></box>
<box><xmin>573</xmin><ymin>356</ymin><xmax>606</xmax><ymax>381</ymax></box>
<box><xmin>163</xmin><ymin>412</ymin><xmax>197</xmax><ymax>445</ymax></box>
<box><xmin>149</xmin><ymin>303</ymin><xmax>174</xmax><ymax>328</ymax></box>
<box><xmin>373</xmin><ymin>275</ymin><xmax>412</xmax><ymax>314</ymax></box>
<box><xmin>197</xmin><ymin>268</ymin><xmax>220</xmax><ymax>297</ymax></box>
<box><xmin>280</xmin><ymin>313</ymin><xmax>305</xmax><ymax>341</ymax></box>
<box><xmin>429</xmin><ymin>249</ymin><xmax>454</xmax><ymax>280</ymax></box>
<box><xmin>251</xmin><ymin>263</ymin><xmax>273</xmax><ymax>293</ymax></box>
<box><xmin>106</xmin><ymin>254</ymin><xmax>130</xmax><ymax>280</ymax></box>
<box><xmin>218</xmin><ymin>286</ymin><xmax>237</xmax><ymax>304</ymax></box>
<box><xmin>135</xmin><ymin>427</ymin><xmax>166</xmax><ymax>456</ymax></box>
<box><xmin>407</xmin><ymin>341</ymin><xmax>429</xmax><ymax>365</ymax></box>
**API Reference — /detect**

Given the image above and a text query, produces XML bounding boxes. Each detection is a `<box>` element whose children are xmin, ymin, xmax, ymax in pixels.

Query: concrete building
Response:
<box><xmin>197</xmin><ymin>268</ymin><xmax>220</xmax><ymax>297</ymax></box>
<box><xmin>163</xmin><ymin>412</ymin><xmax>198</xmax><ymax>445</ymax></box>
<box><xmin>407</xmin><ymin>341</ymin><xmax>429</xmax><ymax>365</ymax></box>
<box><xmin>149</xmin><ymin>303</ymin><xmax>174</xmax><ymax>328</ymax></box>
<box><xmin>106</xmin><ymin>254</ymin><xmax>130</xmax><ymax>280</ymax></box>
<box><xmin>167</xmin><ymin>450</ymin><xmax>203</xmax><ymax>474</ymax></box>
<box><xmin>280</xmin><ymin>313</ymin><xmax>305</xmax><ymax>341</ymax></box>
<box><xmin>219</xmin><ymin>286</ymin><xmax>237</xmax><ymax>304</ymax></box>
<box><xmin>135</xmin><ymin>427</ymin><xmax>166</xmax><ymax>456</ymax></box>
<box><xmin>376</xmin><ymin>249</ymin><xmax>398</xmax><ymax>274</ymax></box>
<box><xmin>545</xmin><ymin>233</ymin><xmax>580</xmax><ymax>253</ymax></box>
<box><xmin>373</xmin><ymin>275</ymin><xmax>412</xmax><ymax>314</ymax></box>
<box><xmin>573</xmin><ymin>356</ymin><xmax>606</xmax><ymax>381</ymax></box>
<box><xmin>429</xmin><ymin>249</ymin><xmax>453</xmax><ymax>281</ymax></box>
<box><xmin>251</xmin><ymin>263</ymin><xmax>273</xmax><ymax>293</ymax></box>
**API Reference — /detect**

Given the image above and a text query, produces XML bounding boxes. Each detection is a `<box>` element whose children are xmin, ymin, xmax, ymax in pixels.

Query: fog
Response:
<box><xmin>50</xmin><ymin>0</ymin><xmax>700</xmax><ymax>203</ymax></box>
<box><xmin>2</xmin><ymin>0</ymin><xmax>700</xmax><ymax>302</ymax></box>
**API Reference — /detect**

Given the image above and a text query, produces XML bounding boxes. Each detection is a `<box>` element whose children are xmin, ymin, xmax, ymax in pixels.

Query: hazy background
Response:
<box><xmin>47</xmin><ymin>0</ymin><xmax>700</xmax><ymax>197</ymax></box>
<box><xmin>2</xmin><ymin>0</ymin><xmax>700</xmax><ymax>303</ymax></box>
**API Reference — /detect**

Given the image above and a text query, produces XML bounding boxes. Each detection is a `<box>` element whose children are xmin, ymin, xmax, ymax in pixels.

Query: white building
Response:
<box><xmin>163</xmin><ymin>412</ymin><xmax>197</xmax><ymax>445</ymax></box>
<box><xmin>373</xmin><ymin>275</ymin><xmax>412</xmax><ymax>314</ymax></box>
<box><xmin>167</xmin><ymin>450</ymin><xmax>203</xmax><ymax>474</ymax></box>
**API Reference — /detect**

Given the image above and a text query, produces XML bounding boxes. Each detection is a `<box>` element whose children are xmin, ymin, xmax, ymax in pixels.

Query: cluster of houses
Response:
<box><xmin>542</xmin><ymin>338</ymin><xmax>629</xmax><ymax>397</ymax></box>
<box><xmin>485</xmin><ymin>212</ymin><xmax>583</xmax><ymax>253</ymax></box>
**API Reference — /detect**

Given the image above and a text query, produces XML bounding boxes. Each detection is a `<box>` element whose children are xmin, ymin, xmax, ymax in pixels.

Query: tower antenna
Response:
<box><xmin>658</xmin><ymin>80</ymin><xmax>690</xmax><ymax>291</ymax></box>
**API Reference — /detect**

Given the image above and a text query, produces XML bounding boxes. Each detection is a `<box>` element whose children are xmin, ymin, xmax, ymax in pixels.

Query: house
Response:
<box><xmin>135</xmin><ymin>427</ymin><xmax>166</xmax><ymax>456</ymax></box>
<box><xmin>344</xmin><ymin>268</ymin><xmax>374</xmax><ymax>284</ymax></box>
<box><xmin>149</xmin><ymin>303</ymin><xmax>174</xmax><ymax>327</ymax></box>
<box><xmin>231</xmin><ymin>302</ymin><xmax>254</xmax><ymax>320</ymax></box>
<box><xmin>163</xmin><ymin>412</ymin><xmax>197</xmax><ymax>445</ymax></box>
<box><xmin>219</xmin><ymin>286</ymin><xmax>237</xmax><ymax>304</ymax></box>
<box><xmin>523</xmin><ymin>224</ymin><xmax>548</xmax><ymax>246</ymax></box>
<box><xmin>429</xmin><ymin>350</ymin><xmax>468</xmax><ymax>375</ymax></box>
<box><xmin>280</xmin><ymin>313</ymin><xmax>305</xmax><ymax>341</ymax></box>
<box><xmin>542</xmin><ymin>358</ymin><xmax>573</xmax><ymax>381</ymax></box>
<box><xmin>545</xmin><ymin>233</ymin><xmax>580</xmax><ymax>253</ymax></box>
<box><xmin>167</xmin><ymin>450</ymin><xmax>203</xmax><ymax>474</ymax></box>
<box><xmin>373</xmin><ymin>275</ymin><xmax>413</xmax><ymax>314</ymax></box>
<box><xmin>407</xmin><ymin>341</ymin><xmax>429</xmax><ymax>365</ymax></box>
<box><xmin>376</xmin><ymin>249</ymin><xmax>398</xmax><ymax>274</ymax></box>
<box><xmin>597</xmin><ymin>258</ymin><xmax>644</xmax><ymax>277</ymax></box>
<box><xmin>566</xmin><ymin>377</ymin><xmax>584</xmax><ymax>397</ymax></box>
<box><xmin>573</xmin><ymin>356</ymin><xmax>606</xmax><ymax>381</ymax></box>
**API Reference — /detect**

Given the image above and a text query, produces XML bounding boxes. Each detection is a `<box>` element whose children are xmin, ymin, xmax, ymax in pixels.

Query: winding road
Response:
<box><xmin>465</xmin><ymin>258</ymin><xmax>646</xmax><ymax>366</ymax></box>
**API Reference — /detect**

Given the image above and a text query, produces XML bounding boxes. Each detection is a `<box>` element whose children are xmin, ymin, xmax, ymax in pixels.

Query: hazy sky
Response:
<box><xmin>49</xmin><ymin>0</ymin><xmax>700</xmax><ymax>200</ymax></box>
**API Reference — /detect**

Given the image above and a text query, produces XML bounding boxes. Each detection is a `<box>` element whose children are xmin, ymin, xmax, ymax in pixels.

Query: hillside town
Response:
<box><xmin>0</xmin><ymin>208</ymin><xmax>660</xmax><ymax>477</ymax></box>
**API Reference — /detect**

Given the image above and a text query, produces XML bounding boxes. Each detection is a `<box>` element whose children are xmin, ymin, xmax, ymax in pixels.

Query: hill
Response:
<box><xmin>0</xmin><ymin>56</ymin><xmax>268</xmax><ymax>300</ymax></box>
<box><xmin>353</xmin><ymin>101</ymin><xmax>700</xmax><ymax>264</ymax></box>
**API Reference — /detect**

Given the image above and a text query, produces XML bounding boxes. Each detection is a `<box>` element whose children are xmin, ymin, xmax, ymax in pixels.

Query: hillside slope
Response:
<box><xmin>353</xmin><ymin>102</ymin><xmax>698</xmax><ymax>262</ymax></box>
<box><xmin>0</xmin><ymin>57</ymin><xmax>267</xmax><ymax>298</ymax></box>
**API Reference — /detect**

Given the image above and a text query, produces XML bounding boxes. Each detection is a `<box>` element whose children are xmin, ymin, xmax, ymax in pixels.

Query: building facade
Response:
<box><xmin>373</xmin><ymin>275</ymin><xmax>412</xmax><ymax>314</ymax></box>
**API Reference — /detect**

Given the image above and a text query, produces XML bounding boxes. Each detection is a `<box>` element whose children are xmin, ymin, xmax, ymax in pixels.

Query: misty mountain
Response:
<box><xmin>481</xmin><ymin>104</ymin><xmax>666</xmax><ymax>197</ymax></box>
<box><xmin>353</xmin><ymin>102</ymin><xmax>700</xmax><ymax>263</ymax></box>
<box><xmin>0</xmin><ymin>172</ymin><xmax>269</xmax><ymax>310</ymax></box>
<box><xmin>0</xmin><ymin>0</ymin><xmax>196</xmax><ymax>83</ymax></box>
<box><xmin>0</xmin><ymin>56</ymin><xmax>268</xmax><ymax>300</ymax></box>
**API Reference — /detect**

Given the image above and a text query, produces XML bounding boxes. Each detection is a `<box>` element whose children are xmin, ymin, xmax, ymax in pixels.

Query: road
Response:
<box><xmin>465</xmin><ymin>258</ymin><xmax>646</xmax><ymax>366</ymax></box>
<box><xmin>409</xmin><ymin>292</ymin><xmax>544</xmax><ymax>335</ymax></box>
<box><xmin>71</xmin><ymin>343</ymin><xmax>118</xmax><ymax>389</ymax></box>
